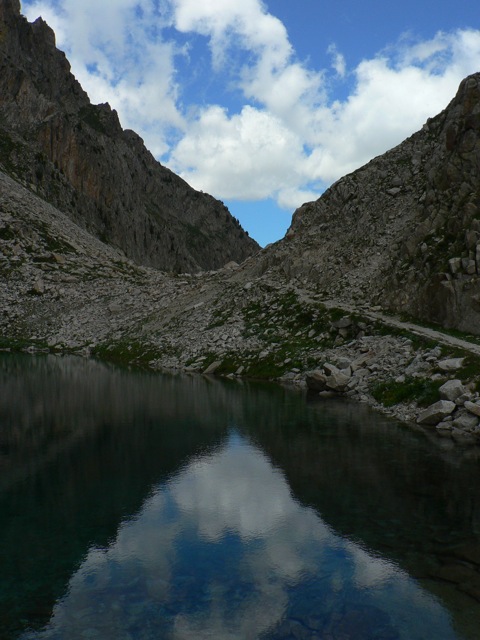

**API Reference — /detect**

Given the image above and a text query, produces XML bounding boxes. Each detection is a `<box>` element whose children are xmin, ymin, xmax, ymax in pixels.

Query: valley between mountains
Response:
<box><xmin>2</xmin><ymin>0</ymin><xmax>480</xmax><ymax>446</ymax></box>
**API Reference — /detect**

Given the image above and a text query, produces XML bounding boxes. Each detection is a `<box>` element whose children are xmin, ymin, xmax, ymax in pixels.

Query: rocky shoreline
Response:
<box><xmin>2</xmin><ymin>159</ymin><xmax>480</xmax><ymax>447</ymax></box>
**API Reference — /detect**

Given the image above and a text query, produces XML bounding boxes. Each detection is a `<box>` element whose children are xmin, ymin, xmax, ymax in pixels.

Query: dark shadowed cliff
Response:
<box><xmin>0</xmin><ymin>0</ymin><xmax>259</xmax><ymax>272</ymax></box>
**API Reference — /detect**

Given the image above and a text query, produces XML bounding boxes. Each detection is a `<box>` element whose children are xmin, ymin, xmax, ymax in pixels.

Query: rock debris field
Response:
<box><xmin>3</xmin><ymin>170</ymin><xmax>480</xmax><ymax>450</ymax></box>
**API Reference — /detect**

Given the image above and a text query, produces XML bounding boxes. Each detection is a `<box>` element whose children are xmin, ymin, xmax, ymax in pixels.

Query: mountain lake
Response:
<box><xmin>1</xmin><ymin>353</ymin><xmax>480</xmax><ymax>640</ymax></box>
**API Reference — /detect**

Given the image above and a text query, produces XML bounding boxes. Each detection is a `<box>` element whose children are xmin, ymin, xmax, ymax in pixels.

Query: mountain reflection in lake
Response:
<box><xmin>1</xmin><ymin>354</ymin><xmax>480</xmax><ymax>640</ymax></box>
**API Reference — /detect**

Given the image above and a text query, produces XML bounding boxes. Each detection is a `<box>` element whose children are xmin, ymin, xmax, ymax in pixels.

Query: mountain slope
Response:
<box><xmin>0</xmin><ymin>0</ymin><xmax>259</xmax><ymax>272</ymax></box>
<box><xmin>258</xmin><ymin>73</ymin><xmax>480</xmax><ymax>333</ymax></box>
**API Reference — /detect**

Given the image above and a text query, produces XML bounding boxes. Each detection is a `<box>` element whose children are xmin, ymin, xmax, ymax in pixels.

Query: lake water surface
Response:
<box><xmin>1</xmin><ymin>354</ymin><xmax>480</xmax><ymax>639</ymax></box>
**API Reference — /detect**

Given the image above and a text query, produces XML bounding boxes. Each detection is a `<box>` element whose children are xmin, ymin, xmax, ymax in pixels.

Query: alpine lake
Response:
<box><xmin>1</xmin><ymin>353</ymin><xmax>480</xmax><ymax>640</ymax></box>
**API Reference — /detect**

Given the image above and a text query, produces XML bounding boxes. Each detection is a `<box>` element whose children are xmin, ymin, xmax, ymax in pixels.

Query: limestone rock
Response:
<box><xmin>325</xmin><ymin>370</ymin><xmax>351</xmax><ymax>392</ymax></box>
<box><xmin>439</xmin><ymin>379</ymin><xmax>465</xmax><ymax>401</ymax></box>
<box><xmin>452</xmin><ymin>412</ymin><xmax>479</xmax><ymax>430</ymax></box>
<box><xmin>323</xmin><ymin>362</ymin><xmax>339</xmax><ymax>375</ymax></box>
<box><xmin>464</xmin><ymin>401</ymin><xmax>480</xmax><ymax>417</ymax></box>
<box><xmin>306</xmin><ymin>370</ymin><xmax>328</xmax><ymax>391</ymax></box>
<box><xmin>203</xmin><ymin>360</ymin><xmax>222</xmax><ymax>374</ymax></box>
<box><xmin>417</xmin><ymin>400</ymin><xmax>456</xmax><ymax>426</ymax></box>
<box><xmin>437</xmin><ymin>358</ymin><xmax>465</xmax><ymax>372</ymax></box>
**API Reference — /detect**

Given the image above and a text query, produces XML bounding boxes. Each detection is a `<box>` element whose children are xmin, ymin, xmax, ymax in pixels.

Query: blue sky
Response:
<box><xmin>21</xmin><ymin>0</ymin><xmax>480</xmax><ymax>246</ymax></box>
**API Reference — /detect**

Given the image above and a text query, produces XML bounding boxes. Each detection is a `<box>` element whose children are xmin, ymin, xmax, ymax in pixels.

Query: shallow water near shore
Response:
<box><xmin>1</xmin><ymin>354</ymin><xmax>480</xmax><ymax>639</ymax></box>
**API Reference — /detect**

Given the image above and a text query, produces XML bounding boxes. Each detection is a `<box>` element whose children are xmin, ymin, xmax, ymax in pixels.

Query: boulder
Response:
<box><xmin>306</xmin><ymin>370</ymin><xmax>328</xmax><ymax>391</ymax></box>
<box><xmin>439</xmin><ymin>379</ymin><xmax>465</xmax><ymax>401</ymax></box>
<box><xmin>464</xmin><ymin>400</ymin><xmax>480</xmax><ymax>417</ymax></box>
<box><xmin>203</xmin><ymin>360</ymin><xmax>222</xmax><ymax>374</ymax></box>
<box><xmin>452</xmin><ymin>412</ymin><xmax>479</xmax><ymax>430</ymax></box>
<box><xmin>325</xmin><ymin>370</ymin><xmax>351</xmax><ymax>392</ymax></box>
<box><xmin>417</xmin><ymin>400</ymin><xmax>456</xmax><ymax>426</ymax></box>
<box><xmin>437</xmin><ymin>358</ymin><xmax>465</xmax><ymax>372</ymax></box>
<box><xmin>323</xmin><ymin>362</ymin><xmax>340</xmax><ymax>375</ymax></box>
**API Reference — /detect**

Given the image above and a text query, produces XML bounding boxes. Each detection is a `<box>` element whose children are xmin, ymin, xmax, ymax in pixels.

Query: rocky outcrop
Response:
<box><xmin>258</xmin><ymin>73</ymin><xmax>480</xmax><ymax>334</ymax></box>
<box><xmin>0</xmin><ymin>0</ymin><xmax>259</xmax><ymax>272</ymax></box>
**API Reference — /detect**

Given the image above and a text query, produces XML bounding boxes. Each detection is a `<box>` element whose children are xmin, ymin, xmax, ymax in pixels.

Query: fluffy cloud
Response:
<box><xmin>21</xmin><ymin>0</ymin><xmax>480</xmax><ymax>212</ymax></box>
<box><xmin>171</xmin><ymin>0</ymin><xmax>291</xmax><ymax>69</ymax></box>
<box><xmin>169</xmin><ymin>105</ymin><xmax>310</xmax><ymax>204</ymax></box>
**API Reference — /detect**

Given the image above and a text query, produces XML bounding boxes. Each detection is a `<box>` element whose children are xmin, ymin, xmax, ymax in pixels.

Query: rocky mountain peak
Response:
<box><xmin>257</xmin><ymin>71</ymin><xmax>480</xmax><ymax>334</ymax></box>
<box><xmin>0</xmin><ymin>1</ymin><xmax>259</xmax><ymax>272</ymax></box>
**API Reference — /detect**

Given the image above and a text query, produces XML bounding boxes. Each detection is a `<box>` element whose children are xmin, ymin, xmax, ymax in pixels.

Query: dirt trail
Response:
<box><xmin>297</xmin><ymin>289</ymin><xmax>480</xmax><ymax>357</ymax></box>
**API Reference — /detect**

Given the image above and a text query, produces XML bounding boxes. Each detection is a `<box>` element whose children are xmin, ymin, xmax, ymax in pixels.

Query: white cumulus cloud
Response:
<box><xmin>20</xmin><ymin>0</ymin><xmax>480</xmax><ymax>213</ymax></box>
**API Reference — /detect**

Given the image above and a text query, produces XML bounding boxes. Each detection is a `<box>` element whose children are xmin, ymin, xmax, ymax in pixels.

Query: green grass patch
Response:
<box><xmin>92</xmin><ymin>340</ymin><xmax>164</xmax><ymax>368</ymax></box>
<box><xmin>371</xmin><ymin>377</ymin><xmax>442</xmax><ymax>408</ymax></box>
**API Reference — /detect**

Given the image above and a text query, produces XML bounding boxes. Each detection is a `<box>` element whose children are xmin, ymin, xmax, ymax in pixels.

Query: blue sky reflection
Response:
<box><xmin>23</xmin><ymin>432</ymin><xmax>460</xmax><ymax>640</ymax></box>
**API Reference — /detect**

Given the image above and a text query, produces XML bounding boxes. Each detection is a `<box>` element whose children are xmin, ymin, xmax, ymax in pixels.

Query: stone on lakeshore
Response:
<box><xmin>436</xmin><ymin>422</ymin><xmax>453</xmax><ymax>438</ymax></box>
<box><xmin>439</xmin><ymin>379</ymin><xmax>465</xmax><ymax>401</ymax></box>
<box><xmin>323</xmin><ymin>362</ymin><xmax>340</xmax><ymax>375</ymax></box>
<box><xmin>464</xmin><ymin>400</ymin><xmax>480</xmax><ymax>417</ymax></box>
<box><xmin>326</xmin><ymin>370</ymin><xmax>351</xmax><ymax>392</ymax></box>
<box><xmin>306</xmin><ymin>370</ymin><xmax>328</xmax><ymax>391</ymax></box>
<box><xmin>417</xmin><ymin>400</ymin><xmax>456</xmax><ymax>426</ymax></box>
<box><xmin>437</xmin><ymin>358</ymin><xmax>465</xmax><ymax>372</ymax></box>
<box><xmin>452</xmin><ymin>412</ymin><xmax>479</xmax><ymax>430</ymax></box>
<box><xmin>203</xmin><ymin>360</ymin><xmax>222</xmax><ymax>374</ymax></box>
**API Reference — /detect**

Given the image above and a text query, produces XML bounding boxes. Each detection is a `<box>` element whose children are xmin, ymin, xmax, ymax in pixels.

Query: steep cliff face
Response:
<box><xmin>260</xmin><ymin>73</ymin><xmax>480</xmax><ymax>333</ymax></box>
<box><xmin>0</xmin><ymin>0</ymin><xmax>259</xmax><ymax>272</ymax></box>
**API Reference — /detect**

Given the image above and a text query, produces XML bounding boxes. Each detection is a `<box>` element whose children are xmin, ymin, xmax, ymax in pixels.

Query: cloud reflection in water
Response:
<box><xmin>23</xmin><ymin>432</ymin><xmax>458</xmax><ymax>640</ymax></box>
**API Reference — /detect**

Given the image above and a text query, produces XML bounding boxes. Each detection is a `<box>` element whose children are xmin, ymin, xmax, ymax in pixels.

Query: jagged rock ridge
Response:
<box><xmin>257</xmin><ymin>73</ymin><xmax>480</xmax><ymax>333</ymax></box>
<box><xmin>0</xmin><ymin>0</ymin><xmax>259</xmax><ymax>272</ymax></box>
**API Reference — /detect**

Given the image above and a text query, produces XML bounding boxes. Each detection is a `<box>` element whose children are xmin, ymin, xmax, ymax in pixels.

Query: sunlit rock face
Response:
<box><xmin>0</xmin><ymin>1</ymin><xmax>259</xmax><ymax>273</ymax></box>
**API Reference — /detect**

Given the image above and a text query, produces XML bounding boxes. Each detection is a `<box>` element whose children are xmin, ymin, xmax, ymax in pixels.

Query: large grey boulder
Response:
<box><xmin>437</xmin><ymin>358</ymin><xmax>465</xmax><ymax>372</ymax></box>
<box><xmin>464</xmin><ymin>400</ymin><xmax>480</xmax><ymax>417</ymax></box>
<box><xmin>439</xmin><ymin>379</ymin><xmax>465</xmax><ymax>401</ymax></box>
<box><xmin>452</xmin><ymin>412</ymin><xmax>479</xmax><ymax>430</ymax></box>
<box><xmin>203</xmin><ymin>360</ymin><xmax>223</xmax><ymax>374</ymax></box>
<box><xmin>326</xmin><ymin>370</ymin><xmax>351</xmax><ymax>392</ymax></box>
<box><xmin>306</xmin><ymin>370</ymin><xmax>328</xmax><ymax>391</ymax></box>
<box><xmin>417</xmin><ymin>400</ymin><xmax>456</xmax><ymax>426</ymax></box>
